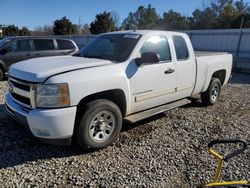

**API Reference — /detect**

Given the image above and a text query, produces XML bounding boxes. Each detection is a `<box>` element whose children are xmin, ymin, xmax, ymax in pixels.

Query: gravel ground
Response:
<box><xmin>0</xmin><ymin>78</ymin><xmax>249</xmax><ymax>188</ymax></box>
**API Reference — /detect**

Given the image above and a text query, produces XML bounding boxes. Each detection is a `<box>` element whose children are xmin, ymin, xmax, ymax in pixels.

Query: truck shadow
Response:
<box><xmin>0</xmin><ymin>100</ymin><xmax>196</xmax><ymax>169</ymax></box>
<box><xmin>0</xmin><ymin>107</ymin><xmax>168</xmax><ymax>169</ymax></box>
<box><xmin>0</xmin><ymin>104</ymin><xmax>85</xmax><ymax>169</ymax></box>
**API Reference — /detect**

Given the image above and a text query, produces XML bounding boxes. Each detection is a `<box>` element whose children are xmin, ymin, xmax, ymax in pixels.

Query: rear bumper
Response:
<box><xmin>5</xmin><ymin>92</ymin><xmax>77</xmax><ymax>146</ymax></box>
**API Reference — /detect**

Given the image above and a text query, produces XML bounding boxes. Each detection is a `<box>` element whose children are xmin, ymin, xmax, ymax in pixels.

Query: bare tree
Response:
<box><xmin>111</xmin><ymin>11</ymin><xmax>120</xmax><ymax>29</ymax></box>
<box><xmin>33</xmin><ymin>25</ymin><xmax>54</xmax><ymax>36</ymax></box>
<box><xmin>81</xmin><ymin>24</ymin><xmax>91</xmax><ymax>35</ymax></box>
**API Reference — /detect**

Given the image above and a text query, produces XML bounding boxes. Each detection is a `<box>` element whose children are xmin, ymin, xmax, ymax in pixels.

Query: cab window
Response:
<box><xmin>34</xmin><ymin>39</ymin><xmax>55</xmax><ymax>51</ymax></box>
<box><xmin>57</xmin><ymin>39</ymin><xmax>75</xmax><ymax>50</ymax></box>
<box><xmin>139</xmin><ymin>35</ymin><xmax>171</xmax><ymax>62</ymax></box>
<box><xmin>173</xmin><ymin>36</ymin><xmax>189</xmax><ymax>61</ymax></box>
<box><xmin>9</xmin><ymin>39</ymin><xmax>31</xmax><ymax>52</ymax></box>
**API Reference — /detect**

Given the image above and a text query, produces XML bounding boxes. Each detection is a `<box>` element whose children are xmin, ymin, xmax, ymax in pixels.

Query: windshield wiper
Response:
<box><xmin>73</xmin><ymin>53</ymin><xmax>82</xmax><ymax>57</ymax></box>
<box><xmin>82</xmin><ymin>55</ymin><xmax>107</xmax><ymax>60</ymax></box>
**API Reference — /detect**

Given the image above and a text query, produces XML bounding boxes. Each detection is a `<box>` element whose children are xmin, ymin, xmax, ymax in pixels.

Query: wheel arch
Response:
<box><xmin>212</xmin><ymin>69</ymin><xmax>226</xmax><ymax>85</ymax></box>
<box><xmin>202</xmin><ymin>69</ymin><xmax>227</xmax><ymax>92</ymax></box>
<box><xmin>77</xmin><ymin>89</ymin><xmax>127</xmax><ymax>117</ymax></box>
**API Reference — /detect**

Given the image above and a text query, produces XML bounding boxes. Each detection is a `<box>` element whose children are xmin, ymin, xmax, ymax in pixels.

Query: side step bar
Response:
<box><xmin>124</xmin><ymin>99</ymin><xmax>191</xmax><ymax>123</ymax></box>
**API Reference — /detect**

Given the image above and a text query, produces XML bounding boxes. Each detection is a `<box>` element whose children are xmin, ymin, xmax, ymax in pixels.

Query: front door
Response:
<box><xmin>3</xmin><ymin>39</ymin><xmax>33</xmax><ymax>67</ymax></box>
<box><xmin>129</xmin><ymin>34</ymin><xmax>177</xmax><ymax>114</ymax></box>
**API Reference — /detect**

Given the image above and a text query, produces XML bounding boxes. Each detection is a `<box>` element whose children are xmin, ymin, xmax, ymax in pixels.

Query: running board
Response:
<box><xmin>124</xmin><ymin>99</ymin><xmax>191</xmax><ymax>123</ymax></box>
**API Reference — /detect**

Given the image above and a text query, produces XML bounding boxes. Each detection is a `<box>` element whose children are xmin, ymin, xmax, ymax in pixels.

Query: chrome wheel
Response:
<box><xmin>89</xmin><ymin>110</ymin><xmax>116</xmax><ymax>143</ymax></box>
<box><xmin>211</xmin><ymin>84</ymin><xmax>219</xmax><ymax>102</ymax></box>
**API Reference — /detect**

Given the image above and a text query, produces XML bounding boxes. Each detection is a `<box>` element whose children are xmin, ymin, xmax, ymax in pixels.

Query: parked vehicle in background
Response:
<box><xmin>5</xmin><ymin>30</ymin><xmax>232</xmax><ymax>150</ymax></box>
<box><xmin>0</xmin><ymin>37</ymin><xmax>78</xmax><ymax>80</ymax></box>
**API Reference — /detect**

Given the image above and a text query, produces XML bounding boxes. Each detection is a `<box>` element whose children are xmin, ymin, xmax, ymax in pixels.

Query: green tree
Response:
<box><xmin>19</xmin><ymin>26</ymin><xmax>31</xmax><ymax>36</ymax></box>
<box><xmin>53</xmin><ymin>16</ymin><xmax>77</xmax><ymax>35</ymax></box>
<box><xmin>158</xmin><ymin>10</ymin><xmax>190</xmax><ymax>30</ymax></box>
<box><xmin>217</xmin><ymin>0</ymin><xmax>237</xmax><ymax>28</ymax></box>
<box><xmin>121</xmin><ymin>12</ymin><xmax>137</xmax><ymax>30</ymax></box>
<box><xmin>3</xmin><ymin>25</ymin><xmax>19</xmax><ymax>36</ymax></box>
<box><xmin>189</xmin><ymin>0</ymin><xmax>250</xmax><ymax>29</ymax></box>
<box><xmin>121</xmin><ymin>4</ymin><xmax>159</xmax><ymax>30</ymax></box>
<box><xmin>231</xmin><ymin>0</ymin><xmax>250</xmax><ymax>28</ymax></box>
<box><xmin>89</xmin><ymin>11</ymin><xmax>115</xmax><ymax>34</ymax></box>
<box><xmin>232</xmin><ymin>13</ymin><xmax>250</xmax><ymax>28</ymax></box>
<box><xmin>234</xmin><ymin>0</ymin><xmax>250</xmax><ymax>13</ymax></box>
<box><xmin>189</xmin><ymin>8</ymin><xmax>218</xmax><ymax>29</ymax></box>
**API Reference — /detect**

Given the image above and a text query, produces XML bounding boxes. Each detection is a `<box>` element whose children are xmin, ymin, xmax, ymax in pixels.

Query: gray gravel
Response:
<box><xmin>0</xmin><ymin>79</ymin><xmax>249</xmax><ymax>188</ymax></box>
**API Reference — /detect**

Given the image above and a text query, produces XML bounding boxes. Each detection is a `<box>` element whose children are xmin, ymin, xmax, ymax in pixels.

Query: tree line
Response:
<box><xmin>2</xmin><ymin>0</ymin><xmax>250</xmax><ymax>36</ymax></box>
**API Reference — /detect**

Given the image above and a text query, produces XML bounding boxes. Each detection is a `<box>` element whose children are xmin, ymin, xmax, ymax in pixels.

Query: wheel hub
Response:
<box><xmin>97</xmin><ymin>119</ymin><xmax>107</xmax><ymax>131</ymax></box>
<box><xmin>211</xmin><ymin>85</ymin><xmax>219</xmax><ymax>101</ymax></box>
<box><xmin>89</xmin><ymin>111</ymin><xmax>115</xmax><ymax>143</ymax></box>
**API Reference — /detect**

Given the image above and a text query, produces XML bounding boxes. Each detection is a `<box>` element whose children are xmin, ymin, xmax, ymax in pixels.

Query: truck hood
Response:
<box><xmin>8</xmin><ymin>56</ymin><xmax>113</xmax><ymax>82</ymax></box>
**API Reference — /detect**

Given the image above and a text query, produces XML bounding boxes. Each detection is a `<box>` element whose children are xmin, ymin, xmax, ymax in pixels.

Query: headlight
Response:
<box><xmin>36</xmin><ymin>83</ymin><xmax>70</xmax><ymax>108</ymax></box>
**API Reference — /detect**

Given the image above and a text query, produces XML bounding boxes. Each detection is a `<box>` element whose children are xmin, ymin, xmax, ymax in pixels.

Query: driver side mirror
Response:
<box><xmin>135</xmin><ymin>52</ymin><xmax>160</xmax><ymax>67</ymax></box>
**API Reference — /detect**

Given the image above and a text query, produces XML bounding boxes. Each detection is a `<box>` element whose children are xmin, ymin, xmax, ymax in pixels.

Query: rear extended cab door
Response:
<box><xmin>170</xmin><ymin>33</ymin><xmax>196</xmax><ymax>99</ymax></box>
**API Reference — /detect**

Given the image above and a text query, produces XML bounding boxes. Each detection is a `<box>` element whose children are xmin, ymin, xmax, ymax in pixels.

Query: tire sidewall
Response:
<box><xmin>0</xmin><ymin>68</ymin><xmax>3</xmax><ymax>81</ymax></box>
<box><xmin>208</xmin><ymin>78</ymin><xmax>221</xmax><ymax>104</ymax></box>
<box><xmin>77</xmin><ymin>100</ymin><xmax>122</xmax><ymax>150</ymax></box>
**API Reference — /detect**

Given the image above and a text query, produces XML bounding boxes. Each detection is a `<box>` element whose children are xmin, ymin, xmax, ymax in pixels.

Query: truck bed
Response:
<box><xmin>195</xmin><ymin>51</ymin><xmax>228</xmax><ymax>57</ymax></box>
<box><xmin>192</xmin><ymin>51</ymin><xmax>232</xmax><ymax>95</ymax></box>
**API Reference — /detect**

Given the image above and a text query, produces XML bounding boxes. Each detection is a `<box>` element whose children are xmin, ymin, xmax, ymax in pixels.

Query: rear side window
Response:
<box><xmin>140</xmin><ymin>35</ymin><xmax>171</xmax><ymax>62</ymax></box>
<box><xmin>173</xmin><ymin>36</ymin><xmax>189</xmax><ymax>60</ymax></box>
<box><xmin>10</xmin><ymin>39</ymin><xmax>31</xmax><ymax>52</ymax></box>
<box><xmin>57</xmin><ymin>39</ymin><xmax>75</xmax><ymax>50</ymax></box>
<box><xmin>34</xmin><ymin>39</ymin><xmax>55</xmax><ymax>51</ymax></box>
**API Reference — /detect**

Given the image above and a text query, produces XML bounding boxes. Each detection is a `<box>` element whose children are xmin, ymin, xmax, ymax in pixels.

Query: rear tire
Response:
<box><xmin>201</xmin><ymin>77</ymin><xmax>221</xmax><ymax>106</ymax></box>
<box><xmin>75</xmin><ymin>99</ymin><xmax>122</xmax><ymax>150</ymax></box>
<box><xmin>0</xmin><ymin>68</ymin><xmax>4</xmax><ymax>81</ymax></box>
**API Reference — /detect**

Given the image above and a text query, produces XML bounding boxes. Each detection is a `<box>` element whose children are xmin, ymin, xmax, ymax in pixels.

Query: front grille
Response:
<box><xmin>9</xmin><ymin>79</ymin><xmax>30</xmax><ymax>91</ymax></box>
<box><xmin>12</xmin><ymin>93</ymin><xmax>31</xmax><ymax>105</ymax></box>
<box><xmin>8</xmin><ymin>77</ymin><xmax>35</xmax><ymax>108</ymax></box>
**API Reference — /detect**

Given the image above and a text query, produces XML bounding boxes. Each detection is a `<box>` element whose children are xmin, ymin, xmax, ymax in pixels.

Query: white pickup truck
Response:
<box><xmin>5</xmin><ymin>30</ymin><xmax>232</xmax><ymax>150</ymax></box>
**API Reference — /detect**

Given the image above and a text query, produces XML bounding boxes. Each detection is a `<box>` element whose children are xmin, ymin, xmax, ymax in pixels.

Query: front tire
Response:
<box><xmin>75</xmin><ymin>99</ymin><xmax>122</xmax><ymax>150</ymax></box>
<box><xmin>0</xmin><ymin>68</ymin><xmax>4</xmax><ymax>81</ymax></box>
<box><xmin>201</xmin><ymin>77</ymin><xmax>221</xmax><ymax>106</ymax></box>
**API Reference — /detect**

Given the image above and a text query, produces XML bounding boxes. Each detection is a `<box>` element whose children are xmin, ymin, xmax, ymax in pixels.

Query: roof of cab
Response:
<box><xmin>103</xmin><ymin>30</ymin><xmax>186</xmax><ymax>36</ymax></box>
<box><xmin>2</xmin><ymin>36</ymin><xmax>75</xmax><ymax>41</ymax></box>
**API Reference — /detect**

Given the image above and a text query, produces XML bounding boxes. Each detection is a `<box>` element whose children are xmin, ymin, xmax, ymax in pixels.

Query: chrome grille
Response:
<box><xmin>8</xmin><ymin>77</ymin><xmax>36</xmax><ymax>108</ymax></box>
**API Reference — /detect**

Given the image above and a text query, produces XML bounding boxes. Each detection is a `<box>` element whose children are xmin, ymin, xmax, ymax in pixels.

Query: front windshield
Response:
<box><xmin>75</xmin><ymin>33</ymin><xmax>141</xmax><ymax>62</ymax></box>
<box><xmin>0</xmin><ymin>38</ymin><xmax>11</xmax><ymax>48</ymax></box>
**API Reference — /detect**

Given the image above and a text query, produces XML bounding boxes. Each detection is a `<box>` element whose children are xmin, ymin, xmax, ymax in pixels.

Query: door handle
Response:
<box><xmin>34</xmin><ymin>53</ymin><xmax>40</xmax><ymax>56</ymax></box>
<box><xmin>25</xmin><ymin>53</ymin><xmax>31</xmax><ymax>56</ymax></box>
<box><xmin>164</xmin><ymin>68</ymin><xmax>175</xmax><ymax>74</ymax></box>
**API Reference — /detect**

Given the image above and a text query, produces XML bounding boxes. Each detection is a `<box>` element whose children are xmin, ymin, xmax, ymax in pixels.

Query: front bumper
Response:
<box><xmin>5</xmin><ymin>93</ymin><xmax>77</xmax><ymax>145</ymax></box>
